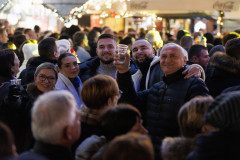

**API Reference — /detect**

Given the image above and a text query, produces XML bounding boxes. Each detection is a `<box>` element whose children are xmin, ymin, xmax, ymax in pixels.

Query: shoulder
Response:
<box><xmin>17</xmin><ymin>151</ymin><xmax>48</xmax><ymax>160</ymax></box>
<box><xmin>79</xmin><ymin>56</ymin><xmax>100</xmax><ymax>69</ymax></box>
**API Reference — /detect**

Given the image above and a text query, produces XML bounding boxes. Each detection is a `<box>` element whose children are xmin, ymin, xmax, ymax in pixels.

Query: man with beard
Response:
<box><xmin>131</xmin><ymin>39</ymin><xmax>204</xmax><ymax>91</ymax></box>
<box><xmin>79</xmin><ymin>34</ymin><xmax>137</xmax><ymax>82</ymax></box>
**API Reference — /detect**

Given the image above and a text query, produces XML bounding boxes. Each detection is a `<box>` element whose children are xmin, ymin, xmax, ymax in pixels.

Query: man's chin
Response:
<box><xmin>100</xmin><ymin>59</ymin><xmax>114</xmax><ymax>64</ymax></box>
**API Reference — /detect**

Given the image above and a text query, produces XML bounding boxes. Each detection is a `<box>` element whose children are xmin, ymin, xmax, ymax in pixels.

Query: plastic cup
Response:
<box><xmin>117</xmin><ymin>44</ymin><xmax>128</xmax><ymax>64</ymax></box>
<box><xmin>10</xmin><ymin>79</ymin><xmax>21</xmax><ymax>86</ymax></box>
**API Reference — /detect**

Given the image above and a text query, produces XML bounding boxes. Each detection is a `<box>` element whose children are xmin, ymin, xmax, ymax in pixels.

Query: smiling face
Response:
<box><xmin>160</xmin><ymin>44</ymin><xmax>187</xmax><ymax>76</ymax></box>
<box><xmin>34</xmin><ymin>69</ymin><xmax>57</xmax><ymax>93</ymax></box>
<box><xmin>96</xmin><ymin>38</ymin><xmax>116</xmax><ymax>64</ymax></box>
<box><xmin>132</xmin><ymin>40</ymin><xmax>154</xmax><ymax>64</ymax></box>
<box><xmin>58</xmin><ymin>56</ymin><xmax>79</xmax><ymax>79</ymax></box>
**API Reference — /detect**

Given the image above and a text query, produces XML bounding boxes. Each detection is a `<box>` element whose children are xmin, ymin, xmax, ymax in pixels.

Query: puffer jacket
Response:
<box><xmin>117</xmin><ymin>67</ymin><xmax>209</xmax><ymax>160</ymax></box>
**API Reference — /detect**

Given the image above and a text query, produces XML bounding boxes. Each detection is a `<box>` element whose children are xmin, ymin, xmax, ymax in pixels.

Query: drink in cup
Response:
<box><xmin>117</xmin><ymin>44</ymin><xmax>128</xmax><ymax>64</ymax></box>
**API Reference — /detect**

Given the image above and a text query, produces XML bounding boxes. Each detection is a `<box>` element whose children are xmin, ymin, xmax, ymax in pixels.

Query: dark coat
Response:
<box><xmin>17</xmin><ymin>141</ymin><xmax>74</xmax><ymax>160</ymax></box>
<box><xmin>186</xmin><ymin>130</ymin><xmax>240</xmax><ymax>160</ymax></box>
<box><xmin>79</xmin><ymin>56</ymin><xmax>138</xmax><ymax>82</ymax></box>
<box><xmin>0</xmin><ymin>82</ymin><xmax>42</xmax><ymax>153</ymax></box>
<box><xmin>117</xmin><ymin>67</ymin><xmax>209</xmax><ymax>159</ymax></box>
<box><xmin>205</xmin><ymin>52</ymin><xmax>240</xmax><ymax>97</ymax></box>
<box><xmin>19</xmin><ymin>57</ymin><xmax>57</xmax><ymax>85</ymax></box>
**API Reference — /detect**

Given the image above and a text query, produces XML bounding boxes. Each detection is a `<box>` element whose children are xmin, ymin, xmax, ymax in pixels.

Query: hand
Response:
<box><xmin>114</xmin><ymin>52</ymin><xmax>130</xmax><ymax>74</ymax></box>
<box><xmin>182</xmin><ymin>64</ymin><xmax>202</xmax><ymax>79</ymax></box>
<box><xmin>8</xmin><ymin>85</ymin><xmax>21</xmax><ymax>101</ymax></box>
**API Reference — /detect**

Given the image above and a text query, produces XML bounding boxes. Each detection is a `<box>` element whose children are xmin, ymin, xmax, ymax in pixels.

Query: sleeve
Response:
<box><xmin>117</xmin><ymin>70</ymin><xmax>148</xmax><ymax>111</ymax></box>
<box><xmin>185</xmin><ymin>78</ymin><xmax>209</xmax><ymax>102</ymax></box>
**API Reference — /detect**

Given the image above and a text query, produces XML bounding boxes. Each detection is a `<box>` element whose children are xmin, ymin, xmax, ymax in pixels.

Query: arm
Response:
<box><xmin>185</xmin><ymin>78</ymin><xmax>209</xmax><ymax>102</ymax></box>
<box><xmin>114</xmin><ymin>53</ymin><xmax>148</xmax><ymax>110</ymax></box>
<box><xmin>182</xmin><ymin>64</ymin><xmax>205</xmax><ymax>81</ymax></box>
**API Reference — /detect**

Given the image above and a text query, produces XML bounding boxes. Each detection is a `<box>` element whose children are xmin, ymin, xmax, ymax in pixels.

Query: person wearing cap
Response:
<box><xmin>186</xmin><ymin>91</ymin><xmax>240</xmax><ymax>160</ymax></box>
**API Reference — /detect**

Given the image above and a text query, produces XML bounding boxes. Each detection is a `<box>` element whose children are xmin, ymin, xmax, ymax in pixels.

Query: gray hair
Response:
<box><xmin>31</xmin><ymin>90</ymin><xmax>77</xmax><ymax>144</ymax></box>
<box><xmin>160</xmin><ymin>43</ymin><xmax>188</xmax><ymax>60</ymax></box>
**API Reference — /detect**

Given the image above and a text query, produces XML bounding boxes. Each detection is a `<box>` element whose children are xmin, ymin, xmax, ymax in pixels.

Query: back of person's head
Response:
<box><xmin>204</xmin><ymin>33</ymin><xmax>214</xmax><ymax>44</ymax></box>
<box><xmin>73</xmin><ymin>31</ymin><xmax>86</xmax><ymax>50</ymax></box>
<box><xmin>204</xmin><ymin>91</ymin><xmax>240</xmax><ymax>131</ymax></box>
<box><xmin>68</xmin><ymin>25</ymin><xmax>81</xmax><ymax>39</ymax></box>
<box><xmin>103</xmin><ymin>133</ymin><xmax>154</xmax><ymax>160</ymax></box>
<box><xmin>38</xmin><ymin>37</ymin><xmax>57</xmax><ymax>59</ymax></box>
<box><xmin>177</xmin><ymin>30</ymin><xmax>191</xmax><ymax>41</ymax></box>
<box><xmin>225</xmin><ymin>38</ymin><xmax>240</xmax><ymax>59</ymax></box>
<box><xmin>119</xmin><ymin>36</ymin><xmax>134</xmax><ymax>46</ymax></box>
<box><xmin>222</xmin><ymin>32</ymin><xmax>240</xmax><ymax>46</ymax></box>
<box><xmin>0</xmin><ymin>122</ymin><xmax>17</xmax><ymax>158</ymax></box>
<box><xmin>188</xmin><ymin>44</ymin><xmax>207</xmax><ymax>61</ymax></box>
<box><xmin>161</xmin><ymin>137</ymin><xmax>195</xmax><ymax>160</ymax></box>
<box><xmin>22</xmin><ymin>43</ymin><xmax>39</xmax><ymax>60</ymax></box>
<box><xmin>31</xmin><ymin>90</ymin><xmax>79</xmax><ymax>144</ymax></box>
<box><xmin>13</xmin><ymin>34</ymin><xmax>27</xmax><ymax>49</ymax></box>
<box><xmin>209</xmin><ymin>45</ymin><xmax>225</xmax><ymax>57</ymax></box>
<box><xmin>81</xmin><ymin>75</ymin><xmax>119</xmax><ymax>109</ymax></box>
<box><xmin>178</xmin><ymin>96</ymin><xmax>214</xmax><ymax>138</ymax></box>
<box><xmin>213</xmin><ymin>37</ymin><xmax>222</xmax><ymax>46</ymax></box>
<box><xmin>0</xmin><ymin>49</ymin><xmax>15</xmax><ymax>78</ymax></box>
<box><xmin>34</xmin><ymin>25</ymin><xmax>40</xmax><ymax>33</ymax></box>
<box><xmin>49</xmin><ymin>33</ymin><xmax>60</xmax><ymax>40</ymax></box>
<box><xmin>180</xmin><ymin>36</ymin><xmax>193</xmax><ymax>49</ymax></box>
<box><xmin>56</xmin><ymin>39</ymin><xmax>71</xmax><ymax>55</ymax></box>
<box><xmin>99</xmin><ymin>104</ymin><xmax>144</xmax><ymax>140</ymax></box>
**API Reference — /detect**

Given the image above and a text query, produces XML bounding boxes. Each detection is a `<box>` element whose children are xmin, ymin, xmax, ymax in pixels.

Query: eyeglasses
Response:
<box><xmin>38</xmin><ymin>74</ymin><xmax>56</xmax><ymax>82</ymax></box>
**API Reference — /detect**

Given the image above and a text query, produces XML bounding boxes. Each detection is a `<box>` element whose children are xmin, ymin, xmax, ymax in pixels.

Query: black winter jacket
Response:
<box><xmin>205</xmin><ymin>52</ymin><xmax>240</xmax><ymax>97</ymax></box>
<box><xmin>79</xmin><ymin>56</ymin><xmax>138</xmax><ymax>82</ymax></box>
<box><xmin>117</xmin><ymin>67</ymin><xmax>209</xmax><ymax>159</ymax></box>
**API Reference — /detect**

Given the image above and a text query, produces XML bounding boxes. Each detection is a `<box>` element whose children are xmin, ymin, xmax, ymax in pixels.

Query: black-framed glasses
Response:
<box><xmin>38</xmin><ymin>74</ymin><xmax>56</xmax><ymax>82</ymax></box>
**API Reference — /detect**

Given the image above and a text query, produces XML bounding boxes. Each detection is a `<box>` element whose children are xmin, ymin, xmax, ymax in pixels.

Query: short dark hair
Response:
<box><xmin>222</xmin><ymin>32</ymin><xmax>239</xmax><ymax>46</ymax></box>
<box><xmin>97</xmin><ymin>34</ymin><xmax>115</xmax><ymax>44</ymax></box>
<box><xmin>225</xmin><ymin>38</ymin><xmax>240</xmax><ymax>59</ymax></box>
<box><xmin>24</xmin><ymin>28</ymin><xmax>32</xmax><ymax>34</ymax></box>
<box><xmin>99</xmin><ymin>104</ymin><xmax>142</xmax><ymax>140</ymax></box>
<box><xmin>0</xmin><ymin>49</ymin><xmax>15</xmax><ymax>78</ymax></box>
<box><xmin>38</xmin><ymin>37</ymin><xmax>57</xmax><ymax>59</ymax></box>
<box><xmin>188</xmin><ymin>44</ymin><xmax>207</xmax><ymax>60</ymax></box>
<box><xmin>180</xmin><ymin>36</ymin><xmax>193</xmax><ymax>49</ymax></box>
<box><xmin>73</xmin><ymin>31</ymin><xmax>86</xmax><ymax>51</ymax></box>
<box><xmin>57</xmin><ymin>53</ymin><xmax>75</xmax><ymax>69</ymax></box>
<box><xmin>13</xmin><ymin>34</ymin><xmax>27</xmax><ymax>49</ymax></box>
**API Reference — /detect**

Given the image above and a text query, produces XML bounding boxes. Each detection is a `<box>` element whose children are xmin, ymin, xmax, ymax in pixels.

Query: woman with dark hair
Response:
<box><xmin>55</xmin><ymin>53</ymin><xmax>83</xmax><ymax>108</ymax></box>
<box><xmin>88</xmin><ymin>29</ymin><xmax>100</xmax><ymax>57</ymax></box>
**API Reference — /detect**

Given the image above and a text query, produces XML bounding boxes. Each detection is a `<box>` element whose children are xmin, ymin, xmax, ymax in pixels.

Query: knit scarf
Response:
<box><xmin>70</xmin><ymin>76</ymin><xmax>80</xmax><ymax>89</ymax></box>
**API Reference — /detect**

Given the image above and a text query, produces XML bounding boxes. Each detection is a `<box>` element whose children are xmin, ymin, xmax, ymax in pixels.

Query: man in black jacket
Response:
<box><xmin>114</xmin><ymin>43</ymin><xmax>209</xmax><ymax>160</ymax></box>
<box><xmin>19</xmin><ymin>37</ymin><xmax>59</xmax><ymax>85</ymax></box>
<box><xmin>79</xmin><ymin>34</ymin><xmax>137</xmax><ymax>82</ymax></box>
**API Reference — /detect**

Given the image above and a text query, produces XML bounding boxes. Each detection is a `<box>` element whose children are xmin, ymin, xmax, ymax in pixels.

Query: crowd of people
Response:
<box><xmin>0</xmin><ymin>22</ymin><xmax>240</xmax><ymax>160</ymax></box>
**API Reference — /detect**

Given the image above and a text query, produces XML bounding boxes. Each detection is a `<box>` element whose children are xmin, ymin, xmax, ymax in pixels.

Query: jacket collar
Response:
<box><xmin>33</xmin><ymin>141</ymin><xmax>74</xmax><ymax>160</ymax></box>
<box><xmin>163</xmin><ymin>67</ymin><xmax>185</xmax><ymax>85</ymax></box>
